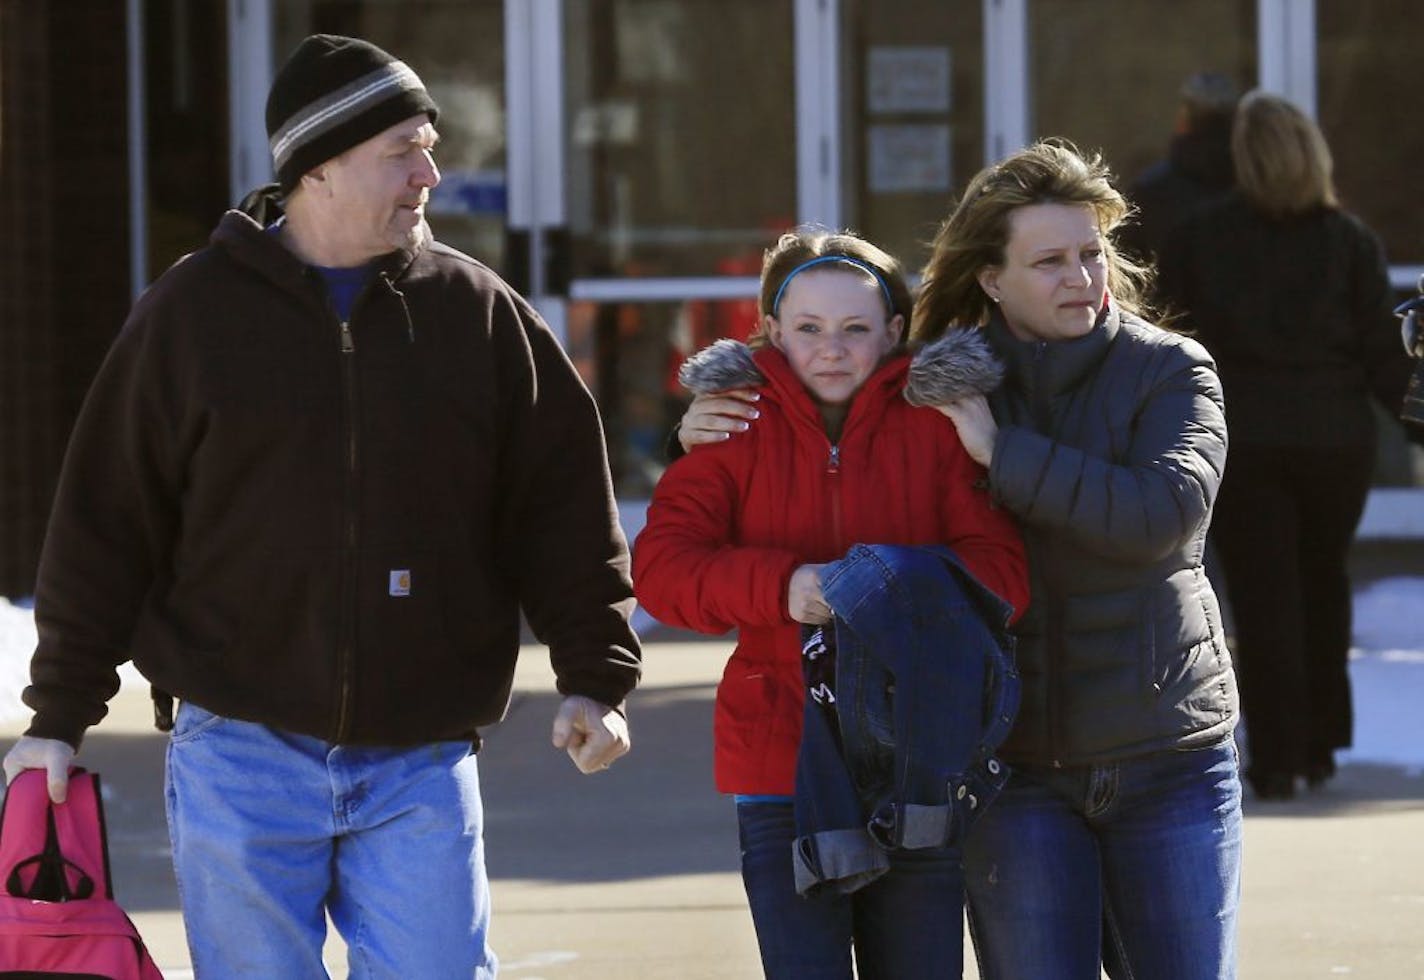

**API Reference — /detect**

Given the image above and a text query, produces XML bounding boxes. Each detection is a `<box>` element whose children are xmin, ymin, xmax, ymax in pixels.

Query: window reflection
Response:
<box><xmin>562</xmin><ymin>1</ymin><xmax>796</xmax><ymax>280</ymax></box>
<box><xmin>146</xmin><ymin>0</ymin><xmax>228</xmax><ymax>279</ymax></box>
<box><xmin>1318</xmin><ymin>0</ymin><xmax>1424</xmax><ymax>270</ymax></box>
<box><xmin>568</xmin><ymin>295</ymin><xmax>761</xmax><ymax>497</ymax></box>
<box><xmin>1028</xmin><ymin>0</ymin><xmax>1255</xmax><ymax>191</ymax></box>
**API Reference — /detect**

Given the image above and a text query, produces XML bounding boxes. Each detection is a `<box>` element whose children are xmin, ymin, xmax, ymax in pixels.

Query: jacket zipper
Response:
<box><xmin>379</xmin><ymin>272</ymin><xmax>416</xmax><ymax>343</ymax></box>
<box><xmin>334</xmin><ymin>318</ymin><xmax>358</xmax><ymax>742</ymax></box>
<box><xmin>826</xmin><ymin>443</ymin><xmax>844</xmax><ymax>549</ymax></box>
<box><xmin>1030</xmin><ymin>341</ymin><xmax>1067</xmax><ymax>767</ymax></box>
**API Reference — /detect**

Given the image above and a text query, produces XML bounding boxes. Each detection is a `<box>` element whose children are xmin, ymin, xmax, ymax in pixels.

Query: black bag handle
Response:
<box><xmin>4</xmin><ymin>808</ymin><xmax>95</xmax><ymax>902</ymax></box>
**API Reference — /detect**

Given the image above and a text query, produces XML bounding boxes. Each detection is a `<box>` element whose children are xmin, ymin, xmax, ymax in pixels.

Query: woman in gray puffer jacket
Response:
<box><xmin>677</xmin><ymin>140</ymin><xmax>1241</xmax><ymax>980</ymax></box>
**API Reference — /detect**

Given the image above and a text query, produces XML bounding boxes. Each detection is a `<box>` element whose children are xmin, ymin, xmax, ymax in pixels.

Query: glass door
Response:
<box><xmin>837</xmin><ymin>0</ymin><xmax>987</xmax><ymax>275</ymax></box>
<box><xmin>1025</xmin><ymin>0</ymin><xmax>1257</xmax><ymax>189</ymax></box>
<box><xmin>517</xmin><ymin>0</ymin><xmax>802</xmax><ymax>496</ymax></box>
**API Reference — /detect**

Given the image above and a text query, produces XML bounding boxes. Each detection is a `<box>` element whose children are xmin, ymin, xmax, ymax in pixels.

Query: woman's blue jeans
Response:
<box><xmin>738</xmin><ymin>801</ymin><xmax>965</xmax><ymax>979</ymax></box>
<box><xmin>964</xmin><ymin>741</ymin><xmax>1242</xmax><ymax>980</ymax></box>
<box><xmin>164</xmin><ymin>702</ymin><xmax>497</xmax><ymax>979</ymax></box>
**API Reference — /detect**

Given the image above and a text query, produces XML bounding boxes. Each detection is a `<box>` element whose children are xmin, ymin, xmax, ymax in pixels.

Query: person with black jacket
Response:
<box><xmin>1119</xmin><ymin>71</ymin><xmax>1240</xmax><ymax>270</ymax></box>
<box><xmin>1159</xmin><ymin>90</ymin><xmax>1419</xmax><ymax>801</ymax></box>
<box><xmin>2</xmin><ymin>34</ymin><xmax>641</xmax><ymax>976</ymax></box>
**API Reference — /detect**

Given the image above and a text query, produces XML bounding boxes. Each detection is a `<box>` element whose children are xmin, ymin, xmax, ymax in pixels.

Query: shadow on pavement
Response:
<box><xmin>1241</xmin><ymin>761</ymin><xmax>1424</xmax><ymax>818</ymax></box>
<box><xmin>480</xmin><ymin>683</ymin><xmax>738</xmax><ymax>884</ymax></box>
<box><xmin>67</xmin><ymin>686</ymin><xmax>1424</xmax><ymax>912</ymax></box>
<box><xmin>63</xmin><ymin>731</ymin><xmax>174</xmax><ymax>913</ymax></box>
<box><xmin>80</xmin><ymin>682</ymin><xmax>737</xmax><ymax>907</ymax></box>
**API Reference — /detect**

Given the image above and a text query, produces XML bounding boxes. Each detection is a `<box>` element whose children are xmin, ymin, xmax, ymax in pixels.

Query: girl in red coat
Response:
<box><xmin>633</xmin><ymin>227</ymin><xmax>1028</xmax><ymax>979</ymax></box>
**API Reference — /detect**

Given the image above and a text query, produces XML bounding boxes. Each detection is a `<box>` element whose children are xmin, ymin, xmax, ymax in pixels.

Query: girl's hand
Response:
<box><xmin>677</xmin><ymin>389</ymin><xmax>761</xmax><ymax>452</ymax></box>
<box><xmin>788</xmin><ymin>564</ymin><xmax>832</xmax><ymax>624</ymax></box>
<box><xmin>937</xmin><ymin>394</ymin><xmax>998</xmax><ymax>468</ymax></box>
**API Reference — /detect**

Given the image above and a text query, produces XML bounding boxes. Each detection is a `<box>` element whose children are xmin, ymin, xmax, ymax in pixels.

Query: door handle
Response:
<box><xmin>544</xmin><ymin>225</ymin><xmax>572</xmax><ymax>298</ymax></box>
<box><xmin>503</xmin><ymin>227</ymin><xmax>531</xmax><ymax>295</ymax></box>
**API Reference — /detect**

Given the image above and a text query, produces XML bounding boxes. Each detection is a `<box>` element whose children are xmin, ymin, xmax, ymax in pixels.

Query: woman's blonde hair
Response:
<box><xmin>911</xmin><ymin>139</ymin><xmax>1150</xmax><ymax>344</ymax></box>
<box><xmin>749</xmin><ymin>225</ymin><xmax>915</xmax><ymax>351</ymax></box>
<box><xmin>1231</xmin><ymin>90</ymin><xmax>1338</xmax><ymax>217</ymax></box>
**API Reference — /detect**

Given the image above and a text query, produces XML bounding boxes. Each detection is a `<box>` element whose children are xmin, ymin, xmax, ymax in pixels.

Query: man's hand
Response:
<box><xmin>936</xmin><ymin>394</ymin><xmax>999</xmax><ymax>468</ymax></box>
<box><xmin>788</xmin><ymin>564</ymin><xmax>832</xmax><ymax>625</ymax></box>
<box><xmin>677</xmin><ymin>390</ymin><xmax>761</xmax><ymax>453</ymax></box>
<box><xmin>3</xmin><ymin>736</ymin><xmax>76</xmax><ymax>803</ymax></box>
<box><xmin>551</xmin><ymin>696</ymin><xmax>630</xmax><ymax>774</ymax></box>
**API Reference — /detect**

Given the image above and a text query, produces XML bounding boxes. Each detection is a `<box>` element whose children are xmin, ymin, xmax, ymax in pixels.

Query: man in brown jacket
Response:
<box><xmin>3</xmin><ymin>34</ymin><xmax>641</xmax><ymax>976</ymax></box>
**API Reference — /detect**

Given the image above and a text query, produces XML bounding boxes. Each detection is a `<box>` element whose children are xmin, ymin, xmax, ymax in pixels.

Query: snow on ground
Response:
<box><xmin>2</xmin><ymin>580</ymin><xmax>1423</xmax><ymax>766</ymax></box>
<box><xmin>1340</xmin><ymin>576</ymin><xmax>1424</xmax><ymax>771</ymax></box>
<box><xmin>0</xmin><ymin>600</ymin><xmax>35</xmax><ymax>723</ymax></box>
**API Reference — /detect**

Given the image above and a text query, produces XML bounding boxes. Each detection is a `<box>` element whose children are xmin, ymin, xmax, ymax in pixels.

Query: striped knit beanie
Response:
<box><xmin>266</xmin><ymin>34</ymin><xmax>439</xmax><ymax>194</ymax></box>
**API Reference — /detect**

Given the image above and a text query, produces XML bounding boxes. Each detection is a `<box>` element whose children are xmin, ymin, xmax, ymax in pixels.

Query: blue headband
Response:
<box><xmin>770</xmin><ymin>255</ymin><xmax>896</xmax><ymax>318</ymax></box>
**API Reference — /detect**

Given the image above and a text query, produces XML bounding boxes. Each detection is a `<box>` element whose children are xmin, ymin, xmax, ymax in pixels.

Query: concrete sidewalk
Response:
<box><xmin>4</xmin><ymin>641</ymin><xmax>1423</xmax><ymax>978</ymax></box>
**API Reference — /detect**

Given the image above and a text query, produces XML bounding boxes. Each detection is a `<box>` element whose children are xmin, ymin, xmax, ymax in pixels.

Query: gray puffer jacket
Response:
<box><xmin>983</xmin><ymin>305</ymin><xmax>1237</xmax><ymax>766</ymax></box>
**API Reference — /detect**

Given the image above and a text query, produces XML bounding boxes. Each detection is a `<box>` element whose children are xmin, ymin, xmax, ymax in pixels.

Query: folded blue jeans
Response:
<box><xmin>794</xmin><ymin>544</ymin><xmax>1018</xmax><ymax>896</ymax></box>
<box><xmin>164</xmin><ymin>702</ymin><xmax>497</xmax><ymax>978</ymax></box>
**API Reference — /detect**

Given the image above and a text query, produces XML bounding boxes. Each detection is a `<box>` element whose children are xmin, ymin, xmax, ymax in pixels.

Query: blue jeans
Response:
<box><xmin>964</xmin><ymin>742</ymin><xmax>1242</xmax><ymax>980</ymax></box>
<box><xmin>739</xmin><ymin>801</ymin><xmax>964</xmax><ymax>980</ymax></box>
<box><xmin>164</xmin><ymin>702</ymin><xmax>496</xmax><ymax>979</ymax></box>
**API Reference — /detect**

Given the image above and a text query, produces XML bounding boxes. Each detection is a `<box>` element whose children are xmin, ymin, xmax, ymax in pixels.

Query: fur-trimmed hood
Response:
<box><xmin>902</xmin><ymin>328</ymin><xmax>1005</xmax><ymax>407</ymax></box>
<box><xmin>677</xmin><ymin>329</ymin><xmax>1003</xmax><ymax>407</ymax></box>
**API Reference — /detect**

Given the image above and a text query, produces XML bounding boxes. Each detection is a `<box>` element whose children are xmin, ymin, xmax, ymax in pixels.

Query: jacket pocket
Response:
<box><xmin>358</xmin><ymin>549</ymin><xmax>448</xmax><ymax>652</ymax></box>
<box><xmin>226</xmin><ymin>548</ymin><xmax>340</xmax><ymax>685</ymax></box>
<box><xmin>355</xmin><ymin>548</ymin><xmax>490</xmax><ymax>704</ymax></box>
<box><xmin>717</xmin><ymin>660</ymin><xmax>776</xmax><ymax>722</ymax></box>
<box><xmin>714</xmin><ymin>657</ymin><xmax>798</xmax><ymax>755</ymax></box>
<box><xmin>1140</xmin><ymin>588</ymin><xmax>1161</xmax><ymax>695</ymax></box>
<box><xmin>1144</xmin><ymin>583</ymin><xmax>1211</xmax><ymax>698</ymax></box>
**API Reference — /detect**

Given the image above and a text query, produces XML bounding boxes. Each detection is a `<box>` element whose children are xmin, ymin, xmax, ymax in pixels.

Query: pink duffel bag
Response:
<box><xmin>0</xmin><ymin>767</ymin><xmax>163</xmax><ymax>978</ymax></box>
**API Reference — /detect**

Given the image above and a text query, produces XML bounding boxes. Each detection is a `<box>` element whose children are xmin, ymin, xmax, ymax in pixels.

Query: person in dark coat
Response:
<box><xmin>1</xmin><ymin>34</ymin><xmax>641</xmax><ymax>976</ymax></box>
<box><xmin>1159</xmin><ymin>91</ymin><xmax>1419</xmax><ymax>801</ymax></box>
<box><xmin>1119</xmin><ymin>71</ymin><xmax>1240</xmax><ymax>269</ymax></box>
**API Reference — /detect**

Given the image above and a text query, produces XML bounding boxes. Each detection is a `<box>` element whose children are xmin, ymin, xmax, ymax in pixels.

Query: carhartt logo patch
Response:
<box><xmin>389</xmin><ymin>570</ymin><xmax>411</xmax><ymax>597</ymax></box>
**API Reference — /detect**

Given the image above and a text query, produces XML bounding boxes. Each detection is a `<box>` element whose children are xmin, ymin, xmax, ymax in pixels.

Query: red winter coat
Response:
<box><xmin>633</xmin><ymin>345</ymin><xmax>1028</xmax><ymax>794</ymax></box>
